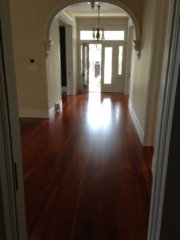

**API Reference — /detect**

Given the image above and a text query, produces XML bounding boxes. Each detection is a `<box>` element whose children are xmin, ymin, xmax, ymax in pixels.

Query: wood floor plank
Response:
<box><xmin>20</xmin><ymin>93</ymin><xmax>153</xmax><ymax>240</ymax></box>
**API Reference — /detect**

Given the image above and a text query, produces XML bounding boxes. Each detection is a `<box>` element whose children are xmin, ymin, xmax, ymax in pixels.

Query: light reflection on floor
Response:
<box><xmin>87</xmin><ymin>93</ymin><xmax>113</xmax><ymax>129</ymax></box>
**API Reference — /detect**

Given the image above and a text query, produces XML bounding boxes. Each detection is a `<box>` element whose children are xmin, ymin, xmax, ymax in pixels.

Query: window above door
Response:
<box><xmin>80</xmin><ymin>30</ymin><xmax>125</xmax><ymax>41</ymax></box>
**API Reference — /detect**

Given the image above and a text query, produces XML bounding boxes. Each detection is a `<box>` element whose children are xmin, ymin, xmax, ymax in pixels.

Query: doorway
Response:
<box><xmin>81</xmin><ymin>41</ymin><xmax>125</xmax><ymax>93</ymax></box>
<box><xmin>89</xmin><ymin>44</ymin><xmax>102</xmax><ymax>93</ymax></box>
<box><xmin>59</xmin><ymin>26</ymin><xmax>67</xmax><ymax>96</ymax></box>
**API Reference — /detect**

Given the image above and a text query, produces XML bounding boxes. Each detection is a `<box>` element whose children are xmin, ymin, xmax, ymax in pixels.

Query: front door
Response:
<box><xmin>101</xmin><ymin>43</ymin><xmax>125</xmax><ymax>93</ymax></box>
<box><xmin>82</xmin><ymin>43</ymin><xmax>89</xmax><ymax>93</ymax></box>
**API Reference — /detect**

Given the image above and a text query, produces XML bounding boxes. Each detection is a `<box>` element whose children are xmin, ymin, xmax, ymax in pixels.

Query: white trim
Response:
<box><xmin>19</xmin><ymin>109</ymin><xmax>49</xmax><ymax>118</ymax></box>
<box><xmin>48</xmin><ymin>106</ymin><xmax>55</xmax><ymax>117</ymax></box>
<box><xmin>19</xmin><ymin>103</ymin><xmax>63</xmax><ymax>118</ymax></box>
<box><xmin>124</xmin><ymin>23</ymin><xmax>133</xmax><ymax>95</ymax></box>
<box><xmin>128</xmin><ymin>101</ymin><xmax>144</xmax><ymax>143</ymax></box>
<box><xmin>41</xmin><ymin>40</ymin><xmax>54</xmax><ymax>58</ymax></box>
<box><xmin>0</xmin><ymin>0</ymin><xmax>27</xmax><ymax>239</ymax></box>
<box><xmin>73</xmin><ymin>90</ymin><xmax>79</xmax><ymax>95</ymax></box>
<box><xmin>148</xmin><ymin>0</ymin><xmax>180</xmax><ymax>239</ymax></box>
<box><xmin>65</xmin><ymin>25</ymin><xmax>73</xmax><ymax>96</ymax></box>
<box><xmin>58</xmin><ymin>11</ymin><xmax>76</xmax><ymax>26</ymax></box>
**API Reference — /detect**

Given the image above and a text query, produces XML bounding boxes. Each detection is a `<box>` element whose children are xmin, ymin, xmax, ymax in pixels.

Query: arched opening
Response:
<box><xmin>44</xmin><ymin>0</ymin><xmax>141</xmax><ymax>55</ymax></box>
<box><xmin>43</xmin><ymin>0</ymin><xmax>141</xmax><ymax>107</ymax></box>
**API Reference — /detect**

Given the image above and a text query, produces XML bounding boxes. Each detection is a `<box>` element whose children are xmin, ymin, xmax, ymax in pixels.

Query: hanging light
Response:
<box><xmin>92</xmin><ymin>5</ymin><xmax>105</xmax><ymax>41</ymax></box>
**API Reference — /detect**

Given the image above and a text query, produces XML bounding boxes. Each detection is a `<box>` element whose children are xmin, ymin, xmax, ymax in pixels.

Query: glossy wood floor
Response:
<box><xmin>20</xmin><ymin>93</ymin><xmax>153</xmax><ymax>240</ymax></box>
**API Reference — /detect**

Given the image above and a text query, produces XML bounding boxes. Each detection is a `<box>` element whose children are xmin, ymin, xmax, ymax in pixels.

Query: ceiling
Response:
<box><xmin>64</xmin><ymin>2</ymin><xmax>128</xmax><ymax>18</ymax></box>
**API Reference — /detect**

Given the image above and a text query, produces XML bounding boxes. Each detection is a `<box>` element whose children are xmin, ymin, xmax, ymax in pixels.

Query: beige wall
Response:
<box><xmin>129</xmin><ymin>0</ymin><xmax>156</xmax><ymax>142</ymax></box>
<box><xmin>76</xmin><ymin>17</ymin><xmax>129</xmax><ymax>26</ymax></box>
<box><xmin>129</xmin><ymin>0</ymin><xmax>170</xmax><ymax>146</ymax></box>
<box><xmin>46</xmin><ymin>17</ymin><xmax>61</xmax><ymax>113</ymax></box>
<box><xmin>143</xmin><ymin>0</ymin><xmax>170</xmax><ymax>146</ymax></box>
<box><xmin>10</xmin><ymin>1</ymin><xmax>48</xmax><ymax>111</ymax></box>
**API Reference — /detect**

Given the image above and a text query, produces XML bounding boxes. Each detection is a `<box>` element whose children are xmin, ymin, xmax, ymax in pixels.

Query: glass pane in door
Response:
<box><xmin>84</xmin><ymin>45</ymin><xmax>89</xmax><ymax>86</ymax></box>
<box><xmin>104</xmin><ymin>47</ymin><xmax>112</xmax><ymax>84</ymax></box>
<box><xmin>118</xmin><ymin>46</ymin><xmax>123</xmax><ymax>75</ymax></box>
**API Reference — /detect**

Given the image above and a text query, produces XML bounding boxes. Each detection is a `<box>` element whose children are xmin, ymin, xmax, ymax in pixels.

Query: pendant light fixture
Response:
<box><xmin>92</xmin><ymin>5</ymin><xmax>105</xmax><ymax>41</ymax></box>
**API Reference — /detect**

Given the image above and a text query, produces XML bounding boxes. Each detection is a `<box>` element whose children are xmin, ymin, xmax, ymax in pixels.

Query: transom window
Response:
<box><xmin>80</xmin><ymin>30</ymin><xmax>125</xmax><ymax>41</ymax></box>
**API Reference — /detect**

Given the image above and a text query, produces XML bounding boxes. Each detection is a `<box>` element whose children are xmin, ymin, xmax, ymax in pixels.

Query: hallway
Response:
<box><xmin>20</xmin><ymin>93</ymin><xmax>153</xmax><ymax>240</ymax></box>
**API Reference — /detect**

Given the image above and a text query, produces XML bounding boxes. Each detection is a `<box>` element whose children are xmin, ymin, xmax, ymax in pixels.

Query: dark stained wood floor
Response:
<box><xmin>20</xmin><ymin>93</ymin><xmax>153</xmax><ymax>240</ymax></box>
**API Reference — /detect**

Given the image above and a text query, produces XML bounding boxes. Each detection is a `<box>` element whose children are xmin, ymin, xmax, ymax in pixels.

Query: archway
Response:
<box><xmin>43</xmin><ymin>0</ymin><xmax>141</xmax><ymax>56</ymax></box>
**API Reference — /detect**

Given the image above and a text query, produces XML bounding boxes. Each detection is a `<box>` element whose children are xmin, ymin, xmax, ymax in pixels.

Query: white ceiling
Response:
<box><xmin>64</xmin><ymin>2</ymin><xmax>128</xmax><ymax>18</ymax></box>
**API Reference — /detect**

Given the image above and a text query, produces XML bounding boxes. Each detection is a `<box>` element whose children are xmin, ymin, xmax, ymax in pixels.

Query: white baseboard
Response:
<box><xmin>48</xmin><ymin>106</ymin><xmax>55</xmax><ymax>118</ymax></box>
<box><xmin>73</xmin><ymin>90</ymin><xmax>78</xmax><ymax>95</ymax></box>
<box><xmin>128</xmin><ymin>101</ymin><xmax>144</xmax><ymax>143</ymax></box>
<box><xmin>19</xmin><ymin>109</ymin><xmax>49</xmax><ymax>118</ymax></box>
<box><xmin>19</xmin><ymin>100</ymin><xmax>62</xmax><ymax>118</ymax></box>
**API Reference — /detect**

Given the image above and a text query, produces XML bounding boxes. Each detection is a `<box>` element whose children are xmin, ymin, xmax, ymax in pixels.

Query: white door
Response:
<box><xmin>101</xmin><ymin>42</ymin><xmax>125</xmax><ymax>93</ymax></box>
<box><xmin>82</xmin><ymin>43</ymin><xmax>89</xmax><ymax>93</ymax></box>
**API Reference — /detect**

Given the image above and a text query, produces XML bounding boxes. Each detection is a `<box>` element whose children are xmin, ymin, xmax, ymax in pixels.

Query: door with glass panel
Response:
<box><xmin>82</xmin><ymin>43</ymin><xmax>89</xmax><ymax>93</ymax></box>
<box><xmin>101</xmin><ymin>44</ymin><xmax>113</xmax><ymax>92</ymax></box>
<box><xmin>101</xmin><ymin>43</ymin><xmax>125</xmax><ymax>92</ymax></box>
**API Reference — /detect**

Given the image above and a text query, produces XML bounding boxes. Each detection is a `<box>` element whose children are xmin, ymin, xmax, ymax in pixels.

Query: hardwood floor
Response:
<box><xmin>20</xmin><ymin>93</ymin><xmax>153</xmax><ymax>240</ymax></box>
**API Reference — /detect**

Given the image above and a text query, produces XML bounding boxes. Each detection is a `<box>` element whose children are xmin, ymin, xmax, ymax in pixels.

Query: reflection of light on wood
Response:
<box><xmin>87</xmin><ymin>94</ymin><xmax>112</xmax><ymax>129</ymax></box>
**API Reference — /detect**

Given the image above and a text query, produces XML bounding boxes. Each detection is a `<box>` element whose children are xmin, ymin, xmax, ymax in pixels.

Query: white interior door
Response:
<box><xmin>101</xmin><ymin>42</ymin><xmax>125</xmax><ymax>93</ymax></box>
<box><xmin>82</xmin><ymin>43</ymin><xmax>89</xmax><ymax>93</ymax></box>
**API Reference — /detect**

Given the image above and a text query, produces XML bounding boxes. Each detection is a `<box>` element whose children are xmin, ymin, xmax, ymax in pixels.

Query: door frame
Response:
<box><xmin>1</xmin><ymin>0</ymin><xmax>179</xmax><ymax>239</ymax></box>
<box><xmin>65</xmin><ymin>24</ymin><xmax>73</xmax><ymax>95</ymax></box>
<box><xmin>82</xmin><ymin>43</ymin><xmax>89</xmax><ymax>93</ymax></box>
<box><xmin>148</xmin><ymin>0</ymin><xmax>180</xmax><ymax>239</ymax></box>
<box><xmin>101</xmin><ymin>41</ymin><xmax>126</xmax><ymax>93</ymax></box>
<box><xmin>59</xmin><ymin>13</ymin><xmax>74</xmax><ymax>96</ymax></box>
<box><xmin>124</xmin><ymin>21</ymin><xmax>134</xmax><ymax>95</ymax></box>
<box><xmin>101</xmin><ymin>42</ymin><xmax>114</xmax><ymax>92</ymax></box>
<box><xmin>79</xmin><ymin>40</ymin><xmax>126</xmax><ymax>93</ymax></box>
<box><xmin>0</xmin><ymin>0</ymin><xmax>27</xmax><ymax>239</ymax></box>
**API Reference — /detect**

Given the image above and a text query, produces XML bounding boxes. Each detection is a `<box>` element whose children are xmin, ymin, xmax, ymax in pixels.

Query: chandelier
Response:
<box><xmin>92</xmin><ymin>5</ymin><xmax>105</xmax><ymax>41</ymax></box>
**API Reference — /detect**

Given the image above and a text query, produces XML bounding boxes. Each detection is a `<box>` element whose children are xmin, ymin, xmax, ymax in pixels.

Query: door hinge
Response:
<box><xmin>69</xmin><ymin>72</ymin><xmax>70</xmax><ymax>77</ymax></box>
<box><xmin>14</xmin><ymin>163</ymin><xmax>18</xmax><ymax>191</ymax></box>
